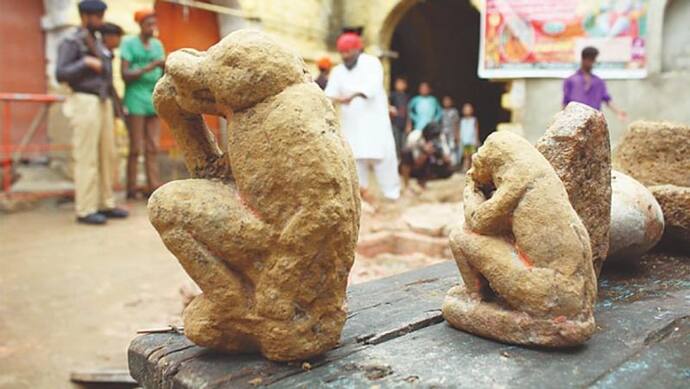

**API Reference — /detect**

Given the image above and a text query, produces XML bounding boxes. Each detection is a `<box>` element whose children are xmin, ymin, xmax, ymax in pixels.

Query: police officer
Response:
<box><xmin>56</xmin><ymin>0</ymin><xmax>129</xmax><ymax>225</ymax></box>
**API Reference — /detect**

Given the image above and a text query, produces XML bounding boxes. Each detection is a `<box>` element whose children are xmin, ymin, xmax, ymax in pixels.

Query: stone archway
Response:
<box><xmin>378</xmin><ymin>0</ymin><xmax>510</xmax><ymax>140</ymax></box>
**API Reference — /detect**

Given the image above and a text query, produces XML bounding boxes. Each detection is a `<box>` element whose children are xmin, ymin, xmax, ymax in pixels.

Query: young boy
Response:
<box><xmin>440</xmin><ymin>96</ymin><xmax>460</xmax><ymax>166</ymax></box>
<box><xmin>399</xmin><ymin>122</ymin><xmax>453</xmax><ymax>191</ymax></box>
<box><xmin>389</xmin><ymin>76</ymin><xmax>410</xmax><ymax>156</ymax></box>
<box><xmin>408</xmin><ymin>82</ymin><xmax>442</xmax><ymax>133</ymax></box>
<box><xmin>460</xmin><ymin>103</ymin><xmax>479</xmax><ymax>172</ymax></box>
<box><xmin>101</xmin><ymin>22</ymin><xmax>123</xmax><ymax>52</ymax></box>
<box><xmin>101</xmin><ymin>22</ymin><xmax>125</xmax><ymax>120</ymax></box>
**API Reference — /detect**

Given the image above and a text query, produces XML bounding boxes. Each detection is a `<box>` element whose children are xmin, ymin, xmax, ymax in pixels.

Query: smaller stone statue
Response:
<box><xmin>443</xmin><ymin>131</ymin><xmax>597</xmax><ymax>347</ymax></box>
<box><xmin>148</xmin><ymin>30</ymin><xmax>360</xmax><ymax>361</ymax></box>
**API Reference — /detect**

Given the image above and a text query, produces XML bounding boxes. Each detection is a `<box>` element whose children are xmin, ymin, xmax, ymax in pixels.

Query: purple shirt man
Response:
<box><xmin>562</xmin><ymin>46</ymin><xmax>627</xmax><ymax>121</ymax></box>
<box><xmin>563</xmin><ymin>69</ymin><xmax>610</xmax><ymax>110</ymax></box>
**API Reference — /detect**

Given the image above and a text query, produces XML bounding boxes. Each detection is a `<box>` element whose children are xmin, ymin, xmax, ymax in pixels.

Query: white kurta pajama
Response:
<box><xmin>325</xmin><ymin>53</ymin><xmax>401</xmax><ymax>200</ymax></box>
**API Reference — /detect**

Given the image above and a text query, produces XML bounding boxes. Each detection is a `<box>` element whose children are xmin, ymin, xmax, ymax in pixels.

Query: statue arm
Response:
<box><xmin>153</xmin><ymin>76</ymin><xmax>232</xmax><ymax>179</ymax></box>
<box><xmin>465</xmin><ymin>177</ymin><xmax>524</xmax><ymax>235</ymax></box>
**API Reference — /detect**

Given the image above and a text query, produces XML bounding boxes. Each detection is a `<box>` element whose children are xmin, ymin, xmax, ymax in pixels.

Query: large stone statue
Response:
<box><xmin>147</xmin><ymin>30</ymin><xmax>361</xmax><ymax>361</ymax></box>
<box><xmin>443</xmin><ymin>131</ymin><xmax>597</xmax><ymax>347</ymax></box>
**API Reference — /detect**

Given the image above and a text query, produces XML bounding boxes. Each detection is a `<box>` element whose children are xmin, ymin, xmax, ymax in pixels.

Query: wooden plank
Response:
<box><xmin>69</xmin><ymin>369</ymin><xmax>137</xmax><ymax>384</ymax></box>
<box><xmin>268</xmin><ymin>291</ymin><xmax>690</xmax><ymax>388</ymax></box>
<box><xmin>128</xmin><ymin>252</ymin><xmax>690</xmax><ymax>388</ymax></box>
<box><xmin>128</xmin><ymin>261</ymin><xmax>459</xmax><ymax>388</ymax></box>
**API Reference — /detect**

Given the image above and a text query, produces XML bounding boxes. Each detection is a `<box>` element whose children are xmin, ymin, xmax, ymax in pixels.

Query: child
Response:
<box><xmin>460</xmin><ymin>103</ymin><xmax>479</xmax><ymax>172</ymax></box>
<box><xmin>441</xmin><ymin>96</ymin><xmax>461</xmax><ymax>166</ymax></box>
<box><xmin>399</xmin><ymin>122</ymin><xmax>453</xmax><ymax>190</ymax></box>
<box><xmin>389</xmin><ymin>76</ymin><xmax>410</xmax><ymax>157</ymax></box>
<box><xmin>408</xmin><ymin>82</ymin><xmax>442</xmax><ymax>132</ymax></box>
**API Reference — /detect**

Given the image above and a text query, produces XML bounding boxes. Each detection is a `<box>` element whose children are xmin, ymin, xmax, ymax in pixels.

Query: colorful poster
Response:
<box><xmin>479</xmin><ymin>0</ymin><xmax>649</xmax><ymax>79</ymax></box>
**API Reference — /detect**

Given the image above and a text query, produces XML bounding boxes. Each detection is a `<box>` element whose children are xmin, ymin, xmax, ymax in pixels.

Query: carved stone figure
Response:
<box><xmin>443</xmin><ymin>131</ymin><xmax>597</xmax><ymax>347</ymax></box>
<box><xmin>148</xmin><ymin>30</ymin><xmax>360</xmax><ymax>361</ymax></box>
<box><xmin>536</xmin><ymin>102</ymin><xmax>611</xmax><ymax>276</ymax></box>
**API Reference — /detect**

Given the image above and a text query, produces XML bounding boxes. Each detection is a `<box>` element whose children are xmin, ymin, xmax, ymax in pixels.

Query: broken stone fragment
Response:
<box><xmin>612</xmin><ymin>121</ymin><xmax>690</xmax><ymax>254</ymax></box>
<box><xmin>649</xmin><ymin>185</ymin><xmax>690</xmax><ymax>253</ymax></box>
<box><xmin>443</xmin><ymin>131</ymin><xmax>597</xmax><ymax>347</ymax></box>
<box><xmin>608</xmin><ymin>171</ymin><xmax>664</xmax><ymax>263</ymax></box>
<box><xmin>613</xmin><ymin>121</ymin><xmax>690</xmax><ymax>187</ymax></box>
<box><xmin>148</xmin><ymin>30</ymin><xmax>360</xmax><ymax>361</ymax></box>
<box><xmin>536</xmin><ymin>102</ymin><xmax>611</xmax><ymax>277</ymax></box>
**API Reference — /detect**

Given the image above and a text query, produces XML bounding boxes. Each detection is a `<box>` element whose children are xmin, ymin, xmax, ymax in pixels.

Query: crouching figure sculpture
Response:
<box><xmin>147</xmin><ymin>30</ymin><xmax>360</xmax><ymax>361</ymax></box>
<box><xmin>442</xmin><ymin>131</ymin><xmax>597</xmax><ymax>347</ymax></box>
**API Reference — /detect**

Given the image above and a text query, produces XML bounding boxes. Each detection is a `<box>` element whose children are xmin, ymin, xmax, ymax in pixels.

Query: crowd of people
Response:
<box><xmin>57</xmin><ymin>0</ymin><xmax>164</xmax><ymax>225</ymax></box>
<box><xmin>322</xmin><ymin>32</ymin><xmax>480</xmax><ymax>203</ymax></box>
<box><xmin>320</xmin><ymin>32</ymin><xmax>625</xmax><ymax>206</ymax></box>
<box><xmin>55</xmin><ymin>0</ymin><xmax>626</xmax><ymax>223</ymax></box>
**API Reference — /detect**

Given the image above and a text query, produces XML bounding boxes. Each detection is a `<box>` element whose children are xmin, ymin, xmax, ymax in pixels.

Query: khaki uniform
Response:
<box><xmin>64</xmin><ymin>93</ymin><xmax>116</xmax><ymax>217</ymax></box>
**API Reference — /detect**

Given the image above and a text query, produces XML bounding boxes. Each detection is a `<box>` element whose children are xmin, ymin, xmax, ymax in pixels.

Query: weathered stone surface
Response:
<box><xmin>608</xmin><ymin>171</ymin><xmax>664</xmax><ymax>263</ymax></box>
<box><xmin>649</xmin><ymin>185</ymin><xmax>690</xmax><ymax>252</ymax></box>
<box><xmin>401</xmin><ymin>202</ymin><xmax>463</xmax><ymax>237</ymax></box>
<box><xmin>613</xmin><ymin>121</ymin><xmax>690</xmax><ymax>187</ymax></box>
<box><xmin>148</xmin><ymin>30</ymin><xmax>361</xmax><ymax>361</ymax></box>
<box><xmin>536</xmin><ymin>102</ymin><xmax>611</xmax><ymax>276</ymax></box>
<box><xmin>443</xmin><ymin>131</ymin><xmax>597</xmax><ymax>347</ymax></box>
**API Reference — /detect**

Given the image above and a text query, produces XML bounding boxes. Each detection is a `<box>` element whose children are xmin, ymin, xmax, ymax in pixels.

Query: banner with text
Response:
<box><xmin>479</xmin><ymin>0</ymin><xmax>649</xmax><ymax>79</ymax></box>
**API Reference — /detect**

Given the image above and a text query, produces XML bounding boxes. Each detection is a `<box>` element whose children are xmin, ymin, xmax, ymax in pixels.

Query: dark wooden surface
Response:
<box><xmin>128</xmin><ymin>252</ymin><xmax>690</xmax><ymax>388</ymax></box>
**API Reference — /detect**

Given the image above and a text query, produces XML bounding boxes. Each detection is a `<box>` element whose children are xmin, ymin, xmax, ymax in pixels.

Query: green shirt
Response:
<box><xmin>120</xmin><ymin>36</ymin><xmax>165</xmax><ymax>116</ymax></box>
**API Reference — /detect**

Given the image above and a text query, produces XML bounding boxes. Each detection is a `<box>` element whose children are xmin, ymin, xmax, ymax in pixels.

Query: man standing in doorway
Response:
<box><xmin>120</xmin><ymin>9</ymin><xmax>165</xmax><ymax>199</ymax></box>
<box><xmin>563</xmin><ymin>46</ymin><xmax>627</xmax><ymax>120</ymax></box>
<box><xmin>56</xmin><ymin>0</ymin><xmax>129</xmax><ymax>225</ymax></box>
<box><xmin>325</xmin><ymin>32</ymin><xmax>401</xmax><ymax>203</ymax></box>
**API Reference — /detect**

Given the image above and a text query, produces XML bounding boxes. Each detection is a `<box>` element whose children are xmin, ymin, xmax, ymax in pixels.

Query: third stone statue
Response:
<box><xmin>147</xmin><ymin>30</ymin><xmax>360</xmax><ymax>361</ymax></box>
<box><xmin>443</xmin><ymin>131</ymin><xmax>597</xmax><ymax>347</ymax></box>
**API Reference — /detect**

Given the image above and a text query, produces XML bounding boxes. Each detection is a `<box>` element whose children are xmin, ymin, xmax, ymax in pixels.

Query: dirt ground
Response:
<box><xmin>0</xmin><ymin>174</ymin><xmax>465</xmax><ymax>388</ymax></box>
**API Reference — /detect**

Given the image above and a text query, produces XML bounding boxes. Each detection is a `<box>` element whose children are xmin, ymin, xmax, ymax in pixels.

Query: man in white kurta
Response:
<box><xmin>325</xmin><ymin>33</ymin><xmax>401</xmax><ymax>201</ymax></box>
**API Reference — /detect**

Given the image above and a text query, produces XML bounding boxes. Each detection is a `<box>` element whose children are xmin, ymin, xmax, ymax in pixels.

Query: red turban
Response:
<box><xmin>336</xmin><ymin>33</ymin><xmax>363</xmax><ymax>53</ymax></box>
<box><xmin>134</xmin><ymin>8</ymin><xmax>156</xmax><ymax>23</ymax></box>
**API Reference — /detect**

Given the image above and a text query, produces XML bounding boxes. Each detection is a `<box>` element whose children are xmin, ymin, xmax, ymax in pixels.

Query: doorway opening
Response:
<box><xmin>389</xmin><ymin>0</ymin><xmax>510</xmax><ymax>140</ymax></box>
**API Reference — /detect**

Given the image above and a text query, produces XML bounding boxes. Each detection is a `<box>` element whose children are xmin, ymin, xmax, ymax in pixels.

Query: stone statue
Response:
<box><xmin>148</xmin><ymin>30</ymin><xmax>361</xmax><ymax>361</ymax></box>
<box><xmin>443</xmin><ymin>131</ymin><xmax>597</xmax><ymax>347</ymax></box>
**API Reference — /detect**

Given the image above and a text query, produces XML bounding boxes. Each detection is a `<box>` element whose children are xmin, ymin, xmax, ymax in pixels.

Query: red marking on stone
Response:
<box><xmin>236</xmin><ymin>191</ymin><xmax>263</xmax><ymax>221</ymax></box>
<box><xmin>515</xmin><ymin>245</ymin><xmax>534</xmax><ymax>269</ymax></box>
<box><xmin>553</xmin><ymin>315</ymin><xmax>567</xmax><ymax>324</ymax></box>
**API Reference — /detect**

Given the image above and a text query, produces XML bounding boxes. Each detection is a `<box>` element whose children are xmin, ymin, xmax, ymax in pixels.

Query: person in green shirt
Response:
<box><xmin>408</xmin><ymin>81</ymin><xmax>443</xmax><ymax>132</ymax></box>
<box><xmin>120</xmin><ymin>9</ymin><xmax>165</xmax><ymax>199</ymax></box>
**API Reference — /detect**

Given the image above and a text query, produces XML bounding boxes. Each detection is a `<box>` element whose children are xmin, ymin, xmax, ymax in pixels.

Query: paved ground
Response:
<box><xmin>0</xmin><ymin>200</ymin><xmax>190</xmax><ymax>389</ymax></box>
<box><xmin>0</xmin><ymin>175</ymin><xmax>464</xmax><ymax>388</ymax></box>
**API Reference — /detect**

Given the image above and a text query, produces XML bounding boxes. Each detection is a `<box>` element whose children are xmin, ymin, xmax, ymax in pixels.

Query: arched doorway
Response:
<box><xmin>387</xmin><ymin>0</ymin><xmax>510</xmax><ymax>140</ymax></box>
